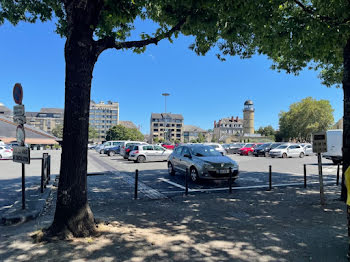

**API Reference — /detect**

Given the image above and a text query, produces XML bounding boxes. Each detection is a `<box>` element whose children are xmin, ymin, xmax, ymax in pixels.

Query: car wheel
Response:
<box><xmin>109</xmin><ymin>151</ymin><xmax>115</xmax><ymax>157</ymax></box>
<box><xmin>168</xmin><ymin>162</ymin><xmax>175</xmax><ymax>176</ymax></box>
<box><xmin>190</xmin><ymin>167</ymin><xmax>199</xmax><ymax>183</ymax></box>
<box><xmin>299</xmin><ymin>152</ymin><xmax>304</xmax><ymax>158</ymax></box>
<box><xmin>248</xmin><ymin>151</ymin><xmax>253</xmax><ymax>156</ymax></box>
<box><xmin>264</xmin><ymin>152</ymin><xmax>269</xmax><ymax>157</ymax></box>
<box><xmin>282</xmin><ymin>153</ymin><xmax>287</xmax><ymax>158</ymax></box>
<box><xmin>137</xmin><ymin>155</ymin><xmax>146</xmax><ymax>163</ymax></box>
<box><xmin>100</xmin><ymin>150</ymin><xmax>104</xmax><ymax>154</ymax></box>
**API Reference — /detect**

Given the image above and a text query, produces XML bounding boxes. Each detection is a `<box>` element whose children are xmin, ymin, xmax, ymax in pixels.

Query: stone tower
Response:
<box><xmin>243</xmin><ymin>100</ymin><xmax>255</xmax><ymax>135</ymax></box>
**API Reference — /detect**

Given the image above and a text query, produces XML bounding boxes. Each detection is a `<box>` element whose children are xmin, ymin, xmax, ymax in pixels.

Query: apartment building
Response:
<box><xmin>150</xmin><ymin>113</ymin><xmax>184</xmax><ymax>142</ymax></box>
<box><xmin>89</xmin><ymin>101</ymin><xmax>119</xmax><ymax>142</ymax></box>
<box><xmin>25</xmin><ymin>108</ymin><xmax>64</xmax><ymax>135</ymax></box>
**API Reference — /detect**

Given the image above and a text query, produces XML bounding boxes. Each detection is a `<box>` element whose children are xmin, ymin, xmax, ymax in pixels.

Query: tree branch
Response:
<box><xmin>292</xmin><ymin>0</ymin><xmax>350</xmax><ymax>25</ymax></box>
<box><xmin>95</xmin><ymin>17</ymin><xmax>187</xmax><ymax>57</ymax></box>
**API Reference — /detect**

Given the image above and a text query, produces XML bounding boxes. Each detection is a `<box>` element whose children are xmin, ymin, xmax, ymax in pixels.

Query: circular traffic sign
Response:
<box><xmin>13</xmin><ymin>83</ymin><xmax>23</xmax><ymax>105</ymax></box>
<box><xmin>16</xmin><ymin>125</ymin><xmax>25</xmax><ymax>145</ymax></box>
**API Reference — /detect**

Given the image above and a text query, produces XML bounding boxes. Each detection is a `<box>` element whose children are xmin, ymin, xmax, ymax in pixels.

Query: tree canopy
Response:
<box><xmin>278</xmin><ymin>97</ymin><xmax>334</xmax><ymax>142</ymax></box>
<box><xmin>52</xmin><ymin>124</ymin><xmax>63</xmax><ymax>138</ymax></box>
<box><xmin>256</xmin><ymin>125</ymin><xmax>276</xmax><ymax>137</ymax></box>
<box><xmin>106</xmin><ymin>124</ymin><xmax>144</xmax><ymax>141</ymax></box>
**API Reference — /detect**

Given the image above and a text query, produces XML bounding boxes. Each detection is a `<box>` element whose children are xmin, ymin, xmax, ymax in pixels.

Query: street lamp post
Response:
<box><xmin>162</xmin><ymin>93</ymin><xmax>170</xmax><ymax>142</ymax></box>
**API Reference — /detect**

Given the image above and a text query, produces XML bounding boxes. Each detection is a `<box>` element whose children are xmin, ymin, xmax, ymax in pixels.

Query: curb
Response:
<box><xmin>1</xmin><ymin>184</ymin><xmax>52</xmax><ymax>225</ymax></box>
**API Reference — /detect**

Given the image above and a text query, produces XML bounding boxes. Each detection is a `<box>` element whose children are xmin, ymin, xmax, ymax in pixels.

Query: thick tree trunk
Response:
<box><xmin>342</xmin><ymin>37</ymin><xmax>350</xmax><ymax>201</ymax></box>
<box><xmin>46</xmin><ymin>5</ymin><xmax>99</xmax><ymax>238</ymax></box>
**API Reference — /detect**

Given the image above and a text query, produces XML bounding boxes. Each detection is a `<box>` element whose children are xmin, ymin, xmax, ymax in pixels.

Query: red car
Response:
<box><xmin>239</xmin><ymin>143</ymin><xmax>262</xmax><ymax>156</ymax></box>
<box><xmin>162</xmin><ymin>143</ymin><xmax>175</xmax><ymax>150</ymax></box>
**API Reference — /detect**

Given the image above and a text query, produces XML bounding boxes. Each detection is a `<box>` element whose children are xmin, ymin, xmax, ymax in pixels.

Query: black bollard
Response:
<box><xmin>337</xmin><ymin>164</ymin><xmax>340</xmax><ymax>186</ymax></box>
<box><xmin>304</xmin><ymin>164</ymin><xmax>307</xmax><ymax>188</ymax></box>
<box><xmin>268</xmin><ymin>165</ymin><xmax>272</xmax><ymax>191</ymax></box>
<box><xmin>134</xmin><ymin>169</ymin><xmax>139</xmax><ymax>200</ymax></box>
<box><xmin>185</xmin><ymin>168</ymin><xmax>188</xmax><ymax>195</ymax></box>
<box><xmin>229</xmin><ymin>167</ymin><xmax>232</xmax><ymax>194</ymax></box>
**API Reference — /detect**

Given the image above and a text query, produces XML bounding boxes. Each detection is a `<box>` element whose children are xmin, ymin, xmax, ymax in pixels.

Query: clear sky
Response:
<box><xmin>0</xmin><ymin>19</ymin><xmax>344</xmax><ymax>134</ymax></box>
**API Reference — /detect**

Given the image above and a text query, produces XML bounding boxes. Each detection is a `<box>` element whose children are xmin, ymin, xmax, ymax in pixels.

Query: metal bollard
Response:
<box><xmin>304</xmin><ymin>164</ymin><xmax>307</xmax><ymax>188</ymax></box>
<box><xmin>41</xmin><ymin>157</ymin><xmax>44</xmax><ymax>193</ymax></box>
<box><xmin>269</xmin><ymin>165</ymin><xmax>272</xmax><ymax>190</ymax></box>
<box><xmin>337</xmin><ymin>164</ymin><xmax>340</xmax><ymax>186</ymax></box>
<box><xmin>134</xmin><ymin>169</ymin><xmax>139</xmax><ymax>200</ymax></box>
<box><xmin>229</xmin><ymin>167</ymin><xmax>232</xmax><ymax>194</ymax></box>
<box><xmin>185</xmin><ymin>168</ymin><xmax>188</xmax><ymax>195</ymax></box>
<box><xmin>47</xmin><ymin>155</ymin><xmax>51</xmax><ymax>182</ymax></box>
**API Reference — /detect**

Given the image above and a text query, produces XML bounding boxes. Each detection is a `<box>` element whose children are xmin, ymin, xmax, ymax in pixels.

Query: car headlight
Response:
<box><xmin>203</xmin><ymin>163</ymin><xmax>214</xmax><ymax>169</ymax></box>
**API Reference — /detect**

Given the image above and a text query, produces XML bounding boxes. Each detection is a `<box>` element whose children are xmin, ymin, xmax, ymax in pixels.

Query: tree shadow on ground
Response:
<box><xmin>0</xmin><ymin>173</ymin><xmax>347</xmax><ymax>262</ymax></box>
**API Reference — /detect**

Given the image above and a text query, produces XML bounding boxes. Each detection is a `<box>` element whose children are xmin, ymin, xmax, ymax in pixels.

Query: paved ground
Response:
<box><xmin>0</xmin><ymin>149</ymin><xmax>347</xmax><ymax>261</ymax></box>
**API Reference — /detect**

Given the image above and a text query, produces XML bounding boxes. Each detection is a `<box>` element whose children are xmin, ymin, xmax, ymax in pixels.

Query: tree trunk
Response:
<box><xmin>341</xmin><ymin>37</ymin><xmax>350</xmax><ymax>202</ymax></box>
<box><xmin>46</xmin><ymin>14</ymin><xmax>98</xmax><ymax>238</ymax></box>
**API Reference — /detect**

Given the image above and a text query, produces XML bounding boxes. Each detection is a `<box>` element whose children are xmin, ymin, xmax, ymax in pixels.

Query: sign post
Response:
<box><xmin>12</xmin><ymin>83</ymin><xmax>29</xmax><ymax>210</ymax></box>
<box><xmin>312</xmin><ymin>131</ymin><xmax>327</xmax><ymax>206</ymax></box>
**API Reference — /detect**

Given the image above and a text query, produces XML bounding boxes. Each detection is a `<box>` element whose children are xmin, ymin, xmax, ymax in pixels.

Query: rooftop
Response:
<box><xmin>151</xmin><ymin>113</ymin><xmax>184</xmax><ymax>120</ymax></box>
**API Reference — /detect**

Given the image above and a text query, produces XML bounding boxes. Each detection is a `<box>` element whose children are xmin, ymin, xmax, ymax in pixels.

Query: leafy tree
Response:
<box><xmin>197</xmin><ymin>133</ymin><xmax>206</xmax><ymax>143</ymax></box>
<box><xmin>106</xmin><ymin>125</ymin><xmax>143</xmax><ymax>141</ymax></box>
<box><xmin>279</xmin><ymin>97</ymin><xmax>334</xmax><ymax>142</ymax></box>
<box><xmin>153</xmin><ymin>137</ymin><xmax>159</xmax><ymax>143</ymax></box>
<box><xmin>52</xmin><ymin>125</ymin><xmax>63</xmax><ymax>138</ymax></box>
<box><xmin>256</xmin><ymin>125</ymin><xmax>276</xmax><ymax>137</ymax></box>
<box><xmin>88</xmin><ymin>126</ymin><xmax>98</xmax><ymax>141</ymax></box>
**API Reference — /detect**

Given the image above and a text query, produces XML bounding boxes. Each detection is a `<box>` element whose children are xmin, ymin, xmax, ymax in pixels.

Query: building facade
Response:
<box><xmin>183</xmin><ymin>125</ymin><xmax>207</xmax><ymax>142</ymax></box>
<box><xmin>213</xmin><ymin>116</ymin><xmax>244</xmax><ymax>142</ymax></box>
<box><xmin>89</xmin><ymin>101</ymin><xmax>119</xmax><ymax>142</ymax></box>
<box><xmin>25</xmin><ymin>108</ymin><xmax>64</xmax><ymax>135</ymax></box>
<box><xmin>150</xmin><ymin>113</ymin><xmax>184</xmax><ymax>143</ymax></box>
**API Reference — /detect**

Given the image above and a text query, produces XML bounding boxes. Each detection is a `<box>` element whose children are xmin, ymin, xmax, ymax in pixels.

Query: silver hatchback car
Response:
<box><xmin>168</xmin><ymin>144</ymin><xmax>239</xmax><ymax>183</ymax></box>
<box><xmin>129</xmin><ymin>144</ymin><xmax>172</xmax><ymax>163</ymax></box>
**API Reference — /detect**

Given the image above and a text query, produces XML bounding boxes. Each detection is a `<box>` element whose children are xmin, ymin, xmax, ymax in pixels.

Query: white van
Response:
<box><xmin>99</xmin><ymin>140</ymin><xmax>125</xmax><ymax>154</ymax></box>
<box><xmin>323</xmin><ymin>129</ymin><xmax>343</xmax><ymax>164</ymax></box>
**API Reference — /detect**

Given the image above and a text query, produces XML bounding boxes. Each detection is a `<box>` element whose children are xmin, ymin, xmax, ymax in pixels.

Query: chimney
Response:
<box><xmin>214</xmin><ymin>120</ymin><xmax>217</xmax><ymax>128</ymax></box>
<box><xmin>231</xmin><ymin>116</ymin><xmax>234</xmax><ymax>122</ymax></box>
<box><xmin>218</xmin><ymin>120</ymin><xmax>222</xmax><ymax>126</ymax></box>
<box><xmin>236</xmin><ymin>116</ymin><xmax>239</xmax><ymax>122</ymax></box>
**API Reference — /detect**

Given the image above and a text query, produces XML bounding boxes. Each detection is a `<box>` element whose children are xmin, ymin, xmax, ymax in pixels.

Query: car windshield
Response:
<box><xmin>190</xmin><ymin>146</ymin><xmax>222</xmax><ymax>157</ymax></box>
<box><xmin>244</xmin><ymin>143</ymin><xmax>254</xmax><ymax>148</ymax></box>
<box><xmin>270</xmin><ymin>143</ymin><xmax>281</xmax><ymax>149</ymax></box>
<box><xmin>276</xmin><ymin>145</ymin><xmax>288</xmax><ymax>149</ymax></box>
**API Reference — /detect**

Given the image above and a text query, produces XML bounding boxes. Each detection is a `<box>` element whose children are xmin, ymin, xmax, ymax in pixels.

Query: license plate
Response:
<box><xmin>218</xmin><ymin>169</ymin><xmax>229</xmax><ymax>174</ymax></box>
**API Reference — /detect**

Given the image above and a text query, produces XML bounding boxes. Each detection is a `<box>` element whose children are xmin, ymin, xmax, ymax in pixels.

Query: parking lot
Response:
<box><xmin>89</xmin><ymin>150</ymin><xmax>341</xmax><ymax>196</ymax></box>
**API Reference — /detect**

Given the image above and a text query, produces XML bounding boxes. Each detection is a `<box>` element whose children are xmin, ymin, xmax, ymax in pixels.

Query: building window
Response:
<box><xmin>154</xmin><ymin>129</ymin><xmax>159</xmax><ymax>131</ymax></box>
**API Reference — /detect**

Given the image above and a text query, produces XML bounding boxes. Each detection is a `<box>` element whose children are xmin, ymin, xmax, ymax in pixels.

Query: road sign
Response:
<box><xmin>13</xmin><ymin>115</ymin><xmax>26</xmax><ymax>125</ymax></box>
<box><xmin>16</xmin><ymin>125</ymin><xmax>25</xmax><ymax>145</ymax></box>
<box><xmin>13</xmin><ymin>146</ymin><xmax>30</xmax><ymax>164</ymax></box>
<box><xmin>13</xmin><ymin>83</ymin><xmax>23</xmax><ymax>105</ymax></box>
<box><xmin>312</xmin><ymin>131</ymin><xmax>327</xmax><ymax>153</ymax></box>
<box><xmin>14</xmin><ymin>104</ymin><xmax>25</xmax><ymax>116</ymax></box>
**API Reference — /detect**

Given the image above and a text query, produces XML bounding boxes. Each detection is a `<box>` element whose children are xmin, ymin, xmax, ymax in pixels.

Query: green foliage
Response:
<box><xmin>278</xmin><ymin>97</ymin><xmax>334</xmax><ymax>142</ymax></box>
<box><xmin>256</xmin><ymin>125</ymin><xmax>276</xmax><ymax>137</ymax></box>
<box><xmin>196</xmin><ymin>133</ymin><xmax>206</xmax><ymax>143</ymax></box>
<box><xmin>106</xmin><ymin>124</ymin><xmax>144</xmax><ymax>141</ymax></box>
<box><xmin>153</xmin><ymin>137</ymin><xmax>159</xmax><ymax>143</ymax></box>
<box><xmin>89</xmin><ymin>126</ymin><xmax>98</xmax><ymax>140</ymax></box>
<box><xmin>52</xmin><ymin>124</ymin><xmax>63</xmax><ymax>138</ymax></box>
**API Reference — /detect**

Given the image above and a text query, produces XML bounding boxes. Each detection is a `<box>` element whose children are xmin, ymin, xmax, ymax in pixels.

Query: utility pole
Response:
<box><xmin>162</xmin><ymin>93</ymin><xmax>170</xmax><ymax>142</ymax></box>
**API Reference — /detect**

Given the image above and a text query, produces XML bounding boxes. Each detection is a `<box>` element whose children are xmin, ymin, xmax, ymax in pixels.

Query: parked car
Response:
<box><xmin>239</xmin><ymin>143</ymin><xmax>261</xmax><ymax>156</ymax></box>
<box><xmin>98</xmin><ymin>140</ymin><xmax>124</xmax><ymax>154</ymax></box>
<box><xmin>0</xmin><ymin>146</ymin><xmax>13</xmax><ymax>159</ymax></box>
<box><xmin>162</xmin><ymin>143</ymin><xmax>175</xmax><ymax>150</ymax></box>
<box><xmin>104</xmin><ymin>145</ymin><xmax>120</xmax><ymax>156</ymax></box>
<box><xmin>203</xmin><ymin>143</ymin><xmax>226</xmax><ymax>155</ymax></box>
<box><xmin>129</xmin><ymin>144</ymin><xmax>172</xmax><ymax>163</ymax></box>
<box><xmin>300</xmin><ymin>143</ymin><xmax>313</xmax><ymax>156</ymax></box>
<box><xmin>167</xmin><ymin>144</ymin><xmax>239</xmax><ymax>183</ymax></box>
<box><xmin>119</xmin><ymin>141</ymin><xmax>148</xmax><ymax>157</ymax></box>
<box><xmin>269</xmin><ymin>143</ymin><xmax>305</xmax><ymax>158</ymax></box>
<box><xmin>226</xmin><ymin>143</ymin><xmax>245</xmax><ymax>154</ymax></box>
<box><xmin>253</xmin><ymin>142</ymin><xmax>283</xmax><ymax>157</ymax></box>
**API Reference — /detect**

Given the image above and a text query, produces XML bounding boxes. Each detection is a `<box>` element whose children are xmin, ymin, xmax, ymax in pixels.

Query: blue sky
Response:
<box><xmin>0</xmin><ymin>19</ymin><xmax>343</xmax><ymax>134</ymax></box>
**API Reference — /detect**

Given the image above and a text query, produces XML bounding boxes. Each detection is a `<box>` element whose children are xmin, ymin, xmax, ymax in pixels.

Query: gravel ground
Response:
<box><xmin>0</xmin><ymin>179</ymin><xmax>347</xmax><ymax>262</ymax></box>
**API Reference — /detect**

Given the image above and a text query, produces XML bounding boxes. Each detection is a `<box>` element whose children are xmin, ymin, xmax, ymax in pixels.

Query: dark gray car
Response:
<box><xmin>167</xmin><ymin>144</ymin><xmax>239</xmax><ymax>183</ymax></box>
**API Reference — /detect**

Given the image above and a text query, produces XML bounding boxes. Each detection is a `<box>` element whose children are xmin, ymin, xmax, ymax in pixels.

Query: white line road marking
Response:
<box><xmin>159</xmin><ymin>178</ymin><xmax>337</xmax><ymax>194</ymax></box>
<box><xmin>158</xmin><ymin>178</ymin><xmax>192</xmax><ymax>191</ymax></box>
